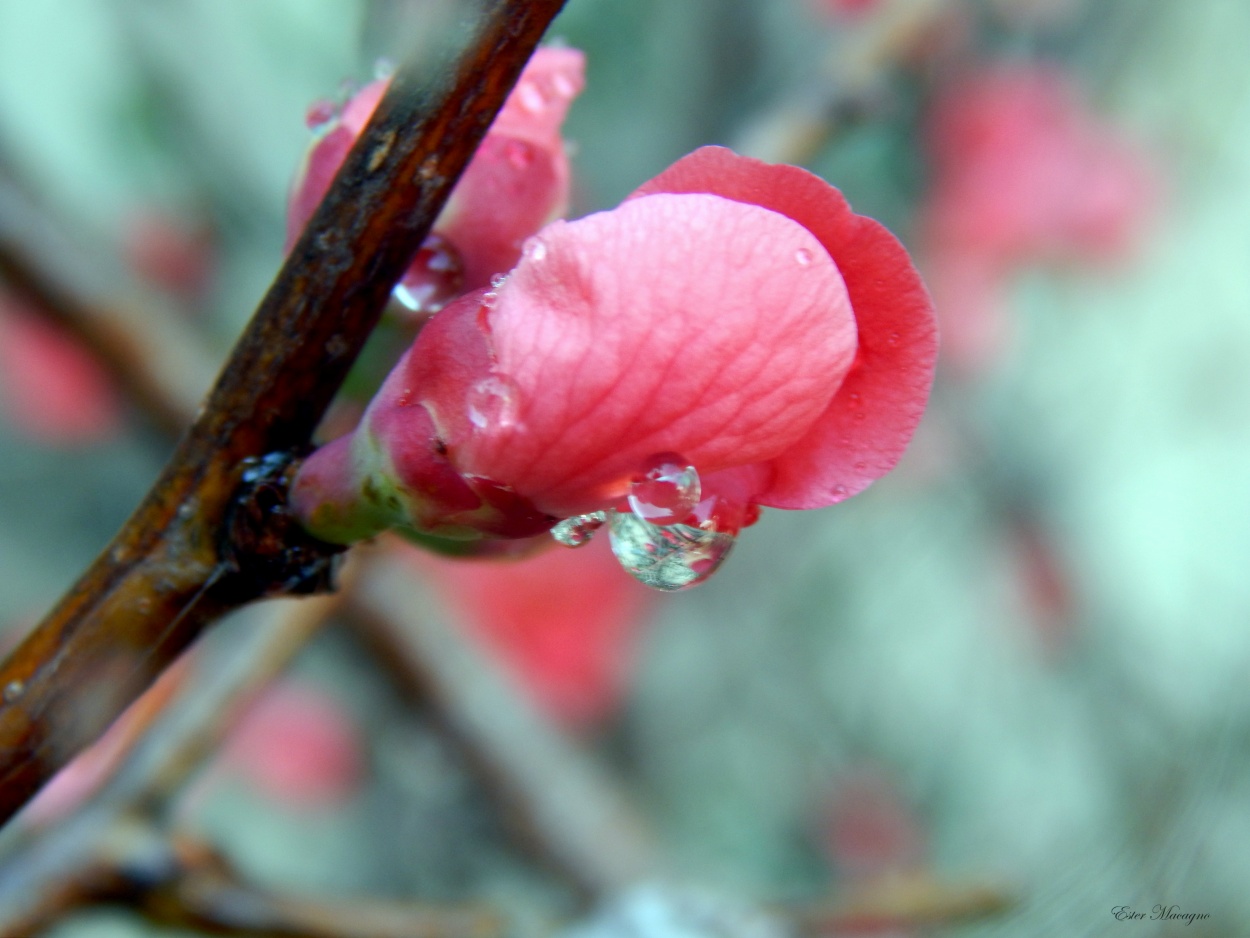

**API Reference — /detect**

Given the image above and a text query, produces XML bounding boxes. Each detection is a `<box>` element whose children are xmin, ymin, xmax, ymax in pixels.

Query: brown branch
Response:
<box><xmin>0</xmin><ymin>592</ymin><xmax>342</xmax><ymax>934</ymax></box>
<box><xmin>785</xmin><ymin>874</ymin><xmax>1016</xmax><ymax>934</ymax></box>
<box><xmin>0</xmin><ymin>0</ymin><xmax>569</xmax><ymax>827</ymax></box>
<box><xmin>353</xmin><ymin>551</ymin><xmax>663</xmax><ymax>899</ymax></box>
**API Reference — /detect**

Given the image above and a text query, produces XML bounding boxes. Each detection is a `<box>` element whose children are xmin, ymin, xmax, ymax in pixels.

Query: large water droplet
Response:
<box><xmin>467</xmin><ymin>375</ymin><xmax>521</xmax><ymax>432</ymax></box>
<box><xmin>392</xmin><ymin>233</ymin><xmax>465</xmax><ymax>314</ymax></box>
<box><xmin>607</xmin><ymin>510</ymin><xmax>736</xmax><ymax>591</ymax></box>
<box><xmin>551</xmin><ymin>511</ymin><xmax>607</xmax><ymax>547</ymax></box>
<box><xmin>627</xmin><ymin>453</ymin><xmax>701</xmax><ymax>526</ymax></box>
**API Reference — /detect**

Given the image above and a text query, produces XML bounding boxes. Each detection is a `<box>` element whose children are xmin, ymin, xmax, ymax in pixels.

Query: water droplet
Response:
<box><xmin>887</xmin><ymin>332</ymin><xmax>901</xmax><ymax>347</ymax></box>
<box><xmin>607</xmin><ymin>510</ymin><xmax>736</xmax><ymax>591</ymax></box>
<box><xmin>373</xmin><ymin>57</ymin><xmax>396</xmax><ymax>80</ymax></box>
<box><xmin>467</xmin><ymin>375</ymin><xmax>521</xmax><ymax>432</ymax></box>
<box><xmin>392</xmin><ymin>233</ymin><xmax>465</xmax><ymax>314</ymax></box>
<box><xmin>627</xmin><ymin>453</ymin><xmax>701</xmax><ymax>525</ymax></box>
<box><xmin>480</xmin><ymin>291</ymin><xmax>498</xmax><ymax>309</ymax></box>
<box><xmin>551</xmin><ymin>511</ymin><xmax>607</xmax><ymax>547</ymax></box>
<box><xmin>305</xmin><ymin>98</ymin><xmax>339</xmax><ymax>131</ymax></box>
<box><xmin>490</xmin><ymin>273</ymin><xmax>509</xmax><ymax>289</ymax></box>
<box><xmin>854</xmin><ymin>461</ymin><xmax>867</xmax><ymax>471</ymax></box>
<box><xmin>517</xmin><ymin>82</ymin><xmax>546</xmax><ymax>114</ymax></box>
<box><xmin>523</xmin><ymin>237</ymin><xmax>547</xmax><ymax>262</ymax></box>
<box><xmin>849</xmin><ymin>392</ymin><xmax>862</xmax><ymax>403</ymax></box>
<box><xmin>795</xmin><ymin>248</ymin><xmax>813</xmax><ymax>266</ymax></box>
<box><xmin>853</xmin><ymin>411</ymin><xmax>866</xmax><ymax>422</ymax></box>
<box><xmin>833</xmin><ymin>485</ymin><xmax>848</xmax><ymax>497</ymax></box>
<box><xmin>4</xmin><ymin>680</ymin><xmax>24</xmax><ymax>703</ymax></box>
<box><xmin>502</xmin><ymin>138</ymin><xmax>535</xmax><ymax>169</ymax></box>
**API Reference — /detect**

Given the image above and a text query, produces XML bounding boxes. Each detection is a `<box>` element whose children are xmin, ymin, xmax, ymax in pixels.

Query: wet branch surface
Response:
<box><xmin>0</xmin><ymin>0</ymin><xmax>569</xmax><ymax>827</ymax></box>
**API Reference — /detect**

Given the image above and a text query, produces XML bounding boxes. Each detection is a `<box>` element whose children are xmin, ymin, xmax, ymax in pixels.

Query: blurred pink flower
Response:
<box><xmin>0</xmin><ymin>294</ymin><xmax>123</xmax><ymax>445</ymax></box>
<box><xmin>823</xmin><ymin>766</ymin><xmax>925</xmax><ymax>880</ymax></box>
<box><xmin>920</xmin><ymin>65</ymin><xmax>1156</xmax><ymax>372</ymax></box>
<box><xmin>221</xmin><ymin>679</ymin><xmax>362</xmax><ymax>809</ymax></box>
<box><xmin>122</xmin><ymin>210</ymin><xmax>216</xmax><ymax>304</ymax></box>
<box><xmin>409</xmin><ymin>536</ymin><xmax>653</xmax><ymax>731</ymax></box>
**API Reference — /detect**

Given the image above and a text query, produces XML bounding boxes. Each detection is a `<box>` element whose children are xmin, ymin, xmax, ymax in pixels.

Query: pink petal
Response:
<box><xmin>427</xmin><ymin>193</ymin><xmax>857</xmax><ymax>517</ymax></box>
<box><xmin>632</xmin><ymin>147</ymin><xmax>937</xmax><ymax>508</ymax></box>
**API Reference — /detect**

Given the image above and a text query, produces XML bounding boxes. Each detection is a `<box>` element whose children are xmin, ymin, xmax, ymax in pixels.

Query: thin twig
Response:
<box><xmin>0</xmin><ymin>0</ymin><xmax>568</xmax><ymax>826</ymax></box>
<box><xmin>354</xmin><ymin>551</ymin><xmax>663</xmax><ymax>899</ymax></box>
<box><xmin>733</xmin><ymin>0</ymin><xmax>951</xmax><ymax>165</ymax></box>
<box><xmin>0</xmin><ymin>170</ymin><xmax>209</xmax><ymax>436</ymax></box>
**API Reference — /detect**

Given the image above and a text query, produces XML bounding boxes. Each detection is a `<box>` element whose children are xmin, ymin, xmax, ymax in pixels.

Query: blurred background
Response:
<box><xmin>2</xmin><ymin>0</ymin><xmax>1249</xmax><ymax>935</ymax></box>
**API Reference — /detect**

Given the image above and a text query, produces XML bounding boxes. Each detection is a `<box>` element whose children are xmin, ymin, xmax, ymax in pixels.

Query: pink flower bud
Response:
<box><xmin>292</xmin><ymin>147</ymin><xmax>936</xmax><ymax>586</ymax></box>
<box><xmin>286</xmin><ymin>47</ymin><xmax>584</xmax><ymax>310</ymax></box>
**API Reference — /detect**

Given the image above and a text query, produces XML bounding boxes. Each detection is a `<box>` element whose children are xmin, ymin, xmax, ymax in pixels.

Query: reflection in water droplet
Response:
<box><xmin>467</xmin><ymin>375</ymin><xmax>521</xmax><ymax>432</ymax></box>
<box><xmin>628</xmin><ymin>453</ymin><xmax>701</xmax><ymax>525</ymax></box>
<box><xmin>490</xmin><ymin>273</ymin><xmax>508</xmax><ymax>289</ymax></box>
<box><xmin>608</xmin><ymin>510</ymin><xmax>736</xmax><ymax>591</ymax></box>
<box><xmin>795</xmin><ymin>248</ymin><xmax>813</xmax><ymax>266</ymax></box>
<box><xmin>551</xmin><ymin>511</ymin><xmax>607</xmax><ymax>547</ymax></box>
<box><xmin>480</xmin><ymin>291</ymin><xmax>498</xmax><ymax>309</ymax></box>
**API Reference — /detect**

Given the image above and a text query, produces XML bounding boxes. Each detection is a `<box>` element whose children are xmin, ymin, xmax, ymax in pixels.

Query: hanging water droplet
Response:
<box><xmin>490</xmin><ymin>273</ymin><xmax>509</xmax><ymax>289</ymax></box>
<box><xmin>305</xmin><ymin>98</ymin><xmax>340</xmax><ymax>131</ymax></box>
<box><xmin>551</xmin><ymin>511</ymin><xmax>607</xmax><ymax>547</ymax></box>
<box><xmin>795</xmin><ymin>248</ymin><xmax>813</xmax><ymax>266</ymax></box>
<box><xmin>467</xmin><ymin>375</ymin><xmax>521</xmax><ymax>432</ymax></box>
<box><xmin>607</xmin><ymin>510</ymin><xmax>736</xmax><ymax>591</ymax></box>
<box><xmin>627</xmin><ymin>453</ymin><xmax>701</xmax><ymax>525</ymax></box>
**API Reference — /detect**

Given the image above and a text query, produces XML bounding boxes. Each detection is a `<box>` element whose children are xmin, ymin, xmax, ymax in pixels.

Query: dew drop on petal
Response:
<box><xmin>607</xmin><ymin>510</ymin><xmax>736</xmax><ymax>591</ymax></box>
<box><xmin>502</xmin><ymin>138</ymin><xmax>536</xmax><ymax>169</ymax></box>
<box><xmin>887</xmin><ymin>332</ymin><xmax>901</xmax><ymax>347</ymax></box>
<box><xmin>392</xmin><ymin>233</ymin><xmax>465</xmax><ymax>314</ymax></box>
<box><xmin>305</xmin><ymin>98</ymin><xmax>339</xmax><ymax>131</ymax></box>
<box><xmin>795</xmin><ymin>248</ymin><xmax>813</xmax><ymax>266</ymax></box>
<box><xmin>517</xmin><ymin>82</ymin><xmax>546</xmax><ymax>114</ymax></box>
<box><xmin>467</xmin><ymin>375</ymin><xmax>521</xmax><ymax>432</ymax></box>
<box><xmin>523</xmin><ymin>237</ymin><xmax>547</xmax><ymax>262</ymax></box>
<box><xmin>480</xmin><ymin>291</ymin><xmax>498</xmax><ymax>309</ymax></box>
<box><xmin>490</xmin><ymin>273</ymin><xmax>509</xmax><ymax>289</ymax></box>
<box><xmin>551</xmin><ymin>511</ymin><xmax>607</xmax><ymax>547</ymax></box>
<box><xmin>627</xmin><ymin>453</ymin><xmax>701</xmax><ymax>526</ymax></box>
